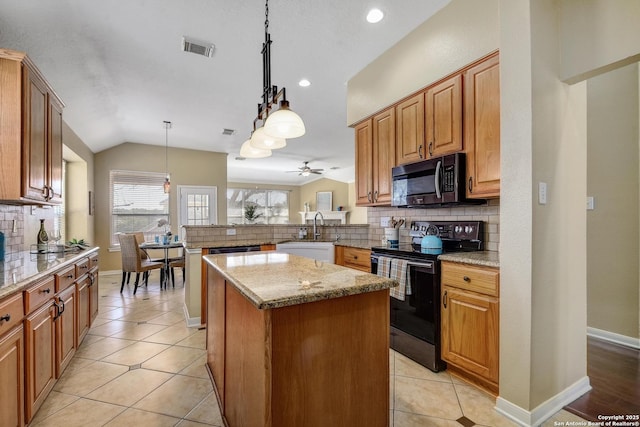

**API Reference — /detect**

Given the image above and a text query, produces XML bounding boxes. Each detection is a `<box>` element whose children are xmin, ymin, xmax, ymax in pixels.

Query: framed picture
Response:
<box><xmin>316</xmin><ymin>191</ymin><xmax>332</xmax><ymax>211</ymax></box>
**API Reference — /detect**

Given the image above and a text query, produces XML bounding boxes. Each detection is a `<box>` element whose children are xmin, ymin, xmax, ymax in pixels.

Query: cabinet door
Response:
<box><xmin>25</xmin><ymin>302</ymin><xmax>56</xmax><ymax>423</ymax></box>
<box><xmin>56</xmin><ymin>286</ymin><xmax>76</xmax><ymax>377</ymax></box>
<box><xmin>396</xmin><ymin>93</ymin><xmax>425</xmax><ymax>165</ymax></box>
<box><xmin>425</xmin><ymin>74</ymin><xmax>462</xmax><ymax>158</ymax></box>
<box><xmin>89</xmin><ymin>271</ymin><xmax>100</xmax><ymax>324</ymax></box>
<box><xmin>0</xmin><ymin>325</ymin><xmax>24</xmax><ymax>427</ymax></box>
<box><xmin>48</xmin><ymin>97</ymin><xmax>64</xmax><ymax>203</ymax></box>
<box><xmin>76</xmin><ymin>276</ymin><xmax>90</xmax><ymax>345</ymax></box>
<box><xmin>441</xmin><ymin>286</ymin><xmax>499</xmax><ymax>383</ymax></box>
<box><xmin>372</xmin><ymin>108</ymin><xmax>395</xmax><ymax>205</ymax></box>
<box><xmin>464</xmin><ymin>54</ymin><xmax>500</xmax><ymax>198</ymax></box>
<box><xmin>354</xmin><ymin>119</ymin><xmax>373</xmax><ymax>206</ymax></box>
<box><xmin>22</xmin><ymin>67</ymin><xmax>49</xmax><ymax>202</ymax></box>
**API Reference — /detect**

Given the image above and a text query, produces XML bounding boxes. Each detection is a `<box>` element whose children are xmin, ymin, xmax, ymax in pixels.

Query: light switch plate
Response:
<box><xmin>226</xmin><ymin>228</ymin><xmax>236</xmax><ymax>236</ymax></box>
<box><xmin>586</xmin><ymin>196</ymin><xmax>595</xmax><ymax>210</ymax></box>
<box><xmin>380</xmin><ymin>216</ymin><xmax>390</xmax><ymax>227</ymax></box>
<box><xmin>538</xmin><ymin>182</ymin><xmax>547</xmax><ymax>205</ymax></box>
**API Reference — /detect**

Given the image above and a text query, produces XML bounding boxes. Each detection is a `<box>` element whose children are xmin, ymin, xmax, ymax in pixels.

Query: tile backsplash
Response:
<box><xmin>0</xmin><ymin>204</ymin><xmax>58</xmax><ymax>261</ymax></box>
<box><xmin>367</xmin><ymin>199</ymin><xmax>500</xmax><ymax>252</ymax></box>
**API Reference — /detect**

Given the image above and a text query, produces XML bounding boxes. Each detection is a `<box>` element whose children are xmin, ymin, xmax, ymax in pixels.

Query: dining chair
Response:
<box><xmin>118</xmin><ymin>233</ymin><xmax>164</xmax><ymax>294</ymax></box>
<box><xmin>169</xmin><ymin>252</ymin><xmax>185</xmax><ymax>287</ymax></box>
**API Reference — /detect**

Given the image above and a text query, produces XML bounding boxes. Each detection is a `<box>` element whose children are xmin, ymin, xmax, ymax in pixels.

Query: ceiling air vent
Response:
<box><xmin>222</xmin><ymin>128</ymin><xmax>236</xmax><ymax>136</ymax></box>
<box><xmin>181</xmin><ymin>37</ymin><xmax>215</xmax><ymax>58</ymax></box>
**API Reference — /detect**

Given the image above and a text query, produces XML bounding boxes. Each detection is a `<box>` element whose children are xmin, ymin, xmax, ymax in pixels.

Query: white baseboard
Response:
<box><xmin>184</xmin><ymin>303</ymin><xmax>202</xmax><ymax>328</ymax></box>
<box><xmin>587</xmin><ymin>327</ymin><xmax>640</xmax><ymax>349</ymax></box>
<box><xmin>495</xmin><ymin>376</ymin><xmax>591</xmax><ymax>427</ymax></box>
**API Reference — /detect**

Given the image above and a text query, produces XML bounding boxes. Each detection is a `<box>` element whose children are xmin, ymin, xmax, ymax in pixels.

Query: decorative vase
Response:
<box><xmin>37</xmin><ymin>219</ymin><xmax>49</xmax><ymax>253</ymax></box>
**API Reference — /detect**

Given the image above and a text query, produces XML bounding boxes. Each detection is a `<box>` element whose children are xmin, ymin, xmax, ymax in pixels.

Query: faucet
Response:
<box><xmin>313</xmin><ymin>211</ymin><xmax>324</xmax><ymax>241</ymax></box>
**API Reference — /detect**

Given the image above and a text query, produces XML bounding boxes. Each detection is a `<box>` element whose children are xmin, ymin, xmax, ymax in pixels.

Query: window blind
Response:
<box><xmin>110</xmin><ymin>170</ymin><xmax>169</xmax><ymax>246</ymax></box>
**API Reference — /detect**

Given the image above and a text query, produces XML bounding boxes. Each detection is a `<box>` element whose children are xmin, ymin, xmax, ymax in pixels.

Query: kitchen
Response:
<box><xmin>1</xmin><ymin>0</ymin><xmax>639</xmax><ymax>426</ymax></box>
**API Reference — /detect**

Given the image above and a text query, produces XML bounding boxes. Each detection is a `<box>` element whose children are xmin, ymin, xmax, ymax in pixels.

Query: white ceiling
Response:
<box><xmin>0</xmin><ymin>0</ymin><xmax>449</xmax><ymax>185</ymax></box>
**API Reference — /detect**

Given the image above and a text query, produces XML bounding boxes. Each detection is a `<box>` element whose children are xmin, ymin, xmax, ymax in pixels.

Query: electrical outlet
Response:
<box><xmin>12</xmin><ymin>219</ymin><xmax>17</xmax><ymax>233</ymax></box>
<box><xmin>226</xmin><ymin>228</ymin><xmax>236</xmax><ymax>236</ymax></box>
<box><xmin>380</xmin><ymin>216</ymin><xmax>390</xmax><ymax>227</ymax></box>
<box><xmin>586</xmin><ymin>196</ymin><xmax>595</xmax><ymax>210</ymax></box>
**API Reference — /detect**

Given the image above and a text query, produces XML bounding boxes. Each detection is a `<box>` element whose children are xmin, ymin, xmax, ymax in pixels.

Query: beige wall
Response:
<box><xmin>587</xmin><ymin>63</ymin><xmax>640</xmax><ymax>339</ymax></box>
<box><xmin>226</xmin><ymin>181</ymin><xmax>301</xmax><ymax>224</ymax></box>
<box><xmin>346</xmin><ymin>0</ymin><xmax>500</xmax><ymax>125</ymax></box>
<box><xmin>95</xmin><ymin>142</ymin><xmax>227</xmax><ymax>271</ymax></box>
<box><xmin>299</xmin><ymin>178</ymin><xmax>349</xmax><ymax>213</ymax></box>
<box><xmin>347</xmin><ymin>182</ymin><xmax>367</xmax><ymax>224</ymax></box>
<box><xmin>560</xmin><ymin>0</ymin><xmax>640</xmax><ymax>83</ymax></box>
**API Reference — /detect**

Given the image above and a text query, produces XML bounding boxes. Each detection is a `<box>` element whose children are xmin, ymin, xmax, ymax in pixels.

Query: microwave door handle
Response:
<box><xmin>435</xmin><ymin>160</ymin><xmax>442</xmax><ymax>199</ymax></box>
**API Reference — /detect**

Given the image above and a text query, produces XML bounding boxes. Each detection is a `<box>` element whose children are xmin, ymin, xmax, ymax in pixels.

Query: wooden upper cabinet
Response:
<box><xmin>464</xmin><ymin>53</ymin><xmax>500</xmax><ymax>198</ymax></box>
<box><xmin>425</xmin><ymin>74</ymin><xmax>463</xmax><ymax>158</ymax></box>
<box><xmin>354</xmin><ymin>119</ymin><xmax>373</xmax><ymax>206</ymax></box>
<box><xmin>0</xmin><ymin>49</ymin><xmax>64</xmax><ymax>204</ymax></box>
<box><xmin>371</xmin><ymin>108</ymin><xmax>395</xmax><ymax>205</ymax></box>
<box><xmin>396</xmin><ymin>93</ymin><xmax>425</xmax><ymax>165</ymax></box>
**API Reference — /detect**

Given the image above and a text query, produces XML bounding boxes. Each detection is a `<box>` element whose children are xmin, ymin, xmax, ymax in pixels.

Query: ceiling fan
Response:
<box><xmin>286</xmin><ymin>161</ymin><xmax>324</xmax><ymax>176</ymax></box>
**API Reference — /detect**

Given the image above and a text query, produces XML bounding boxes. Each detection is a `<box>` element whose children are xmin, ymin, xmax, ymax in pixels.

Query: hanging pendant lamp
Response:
<box><xmin>240</xmin><ymin>138</ymin><xmax>272</xmax><ymax>158</ymax></box>
<box><xmin>243</xmin><ymin>0</ymin><xmax>305</xmax><ymax>156</ymax></box>
<box><xmin>163</xmin><ymin>121</ymin><xmax>171</xmax><ymax>193</ymax></box>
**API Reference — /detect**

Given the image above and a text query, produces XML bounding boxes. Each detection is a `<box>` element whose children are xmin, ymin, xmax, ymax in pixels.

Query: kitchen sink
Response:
<box><xmin>275</xmin><ymin>241</ymin><xmax>335</xmax><ymax>263</ymax></box>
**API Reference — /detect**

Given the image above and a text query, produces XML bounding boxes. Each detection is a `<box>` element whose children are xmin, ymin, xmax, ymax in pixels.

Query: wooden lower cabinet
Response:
<box><xmin>441</xmin><ymin>261</ymin><xmax>499</xmax><ymax>394</ymax></box>
<box><xmin>25</xmin><ymin>301</ymin><xmax>56</xmax><ymax>423</ymax></box>
<box><xmin>89</xmin><ymin>270</ymin><xmax>99</xmax><ymax>323</ymax></box>
<box><xmin>76</xmin><ymin>276</ymin><xmax>91</xmax><ymax>345</ymax></box>
<box><xmin>335</xmin><ymin>246</ymin><xmax>371</xmax><ymax>272</ymax></box>
<box><xmin>55</xmin><ymin>285</ymin><xmax>76</xmax><ymax>377</ymax></box>
<box><xmin>0</xmin><ymin>324</ymin><xmax>24</xmax><ymax>427</ymax></box>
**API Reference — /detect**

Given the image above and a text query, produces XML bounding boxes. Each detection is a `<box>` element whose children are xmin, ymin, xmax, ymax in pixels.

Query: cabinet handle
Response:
<box><xmin>41</xmin><ymin>288</ymin><xmax>51</xmax><ymax>294</ymax></box>
<box><xmin>81</xmin><ymin>265</ymin><xmax>88</xmax><ymax>269</ymax></box>
<box><xmin>468</xmin><ymin>177</ymin><xmax>473</xmax><ymax>193</ymax></box>
<box><xmin>66</xmin><ymin>274</ymin><xmax>74</xmax><ymax>279</ymax></box>
<box><xmin>373</xmin><ymin>190</ymin><xmax>378</xmax><ymax>202</ymax></box>
<box><xmin>428</xmin><ymin>142</ymin><xmax>433</xmax><ymax>157</ymax></box>
<box><xmin>367</xmin><ymin>191</ymin><xmax>372</xmax><ymax>203</ymax></box>
<box><xmin>443</xmin><ymin>290</ymin><xmax>447</xmax><ymax>308</ymax></box>
<box><xmin>42</xmin><ymin>186</ymin><xmax>49</xmax><ymax>199</ymax></box>
<box><xmin>0</xmin><ymin>314</ymin><xmax>10</xmax><ymax>322</ymax></box>
<box><xmin>463</xmin><ymin>276</ymin><xmax>470</xmax><ymax>282</ymax></box>
<box><xmin>418</xmin><ymin>144</ymin><xmax>424</xmax><ymax>159</ymax></box>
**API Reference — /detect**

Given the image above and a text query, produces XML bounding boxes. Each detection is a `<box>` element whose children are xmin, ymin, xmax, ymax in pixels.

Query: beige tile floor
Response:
<box><xmin>31</xmin><ymin>271</ymin><xmax>588</xmax><ymax>427</ymax></box>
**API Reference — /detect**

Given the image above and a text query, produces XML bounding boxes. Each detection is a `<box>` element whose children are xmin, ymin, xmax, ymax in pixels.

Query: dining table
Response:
<box><xmin>140</xmin><ymin>240</ymin><xmax>184</xmax><ymax>289</ymax></box>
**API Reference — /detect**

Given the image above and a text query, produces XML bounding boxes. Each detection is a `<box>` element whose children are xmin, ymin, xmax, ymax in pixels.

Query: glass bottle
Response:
<box><xmin>37</xmin><ymin>219</ymin><xmax>49</xmax><ymax>253</ymax></box>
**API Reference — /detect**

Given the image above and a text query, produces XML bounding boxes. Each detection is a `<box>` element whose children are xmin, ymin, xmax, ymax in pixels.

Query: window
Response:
<box><xmin>227</xmin><ymin>188</ymin><xmax>290</xmax><ymax>224</ymax></box>
<box><xmin>53</xmin><ymin>160</ymin><xmax>66</xmax><ymax>244</ymax></box>
<box><xmin>178</xmin><ymin>186</ymin><xmax>218</xmax><ymax>238</ymax></box>
<box><xmin>110</xmin><ymin>170</ymin><xmax>169</xmax><ymax>246</ymax></box>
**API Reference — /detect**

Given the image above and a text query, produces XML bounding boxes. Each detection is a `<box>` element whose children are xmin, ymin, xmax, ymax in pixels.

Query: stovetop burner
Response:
<box><xmin>371</xmin><ymin>220</ymin><xmax>484</xmax><ymax>261</ymax></box>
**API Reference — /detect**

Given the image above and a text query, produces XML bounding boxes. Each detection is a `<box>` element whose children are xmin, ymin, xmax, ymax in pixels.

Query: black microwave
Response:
<box><xmin>391</xmin><ymin>153</ymin><xmax>481</xmax><ymax>207</ymax></box>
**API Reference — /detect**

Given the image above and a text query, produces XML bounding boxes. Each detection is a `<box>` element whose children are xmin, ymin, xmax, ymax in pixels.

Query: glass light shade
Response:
<box><xmin>163</xmin><ymin>177</ymin><xmax>171</xmax><ymax>193</ymax></box>
<box><xmin>263</xmin><ymin>104</ymin><xmax>305</xmax><ymax>139</ymax></box>
<box><xmin>240</xmin><ymin>139</ymin><xmax>272</xmax><ymax>158</ymax></box>
<box><xmin>249</xmin><ymin>126</ymin><xmax>287</xmax><ymax>150</ymax></box>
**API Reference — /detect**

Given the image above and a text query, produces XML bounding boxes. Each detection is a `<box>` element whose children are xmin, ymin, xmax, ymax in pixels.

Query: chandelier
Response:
<box><xmin>243</xmin><ymin>0</ymin><xmax>305</xmax><ymax>158</ymax></box>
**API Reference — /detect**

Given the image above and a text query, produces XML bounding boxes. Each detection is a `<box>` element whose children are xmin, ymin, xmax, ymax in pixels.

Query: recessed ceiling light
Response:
<box><xmin>366</xmin><ymin>8</ymin><xmax>384</xmax><ymax>24</ymax></box>
<box><xmin>298</xmin><ymin>79</ymin><xmax>311</xmax><ymax>87</ymax></box>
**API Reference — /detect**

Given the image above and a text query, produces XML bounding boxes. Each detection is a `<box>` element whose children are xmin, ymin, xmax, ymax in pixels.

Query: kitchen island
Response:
<box><xmin>204</xmin><ymin>251</ymin><xmax>396</xmax><ymax>427</ymax></box>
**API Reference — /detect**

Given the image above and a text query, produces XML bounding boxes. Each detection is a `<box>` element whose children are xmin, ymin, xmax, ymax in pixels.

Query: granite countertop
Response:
<box><xmin>438</xmin><ymin>251</ymin><xmax>500</xmax><ymax>268</ymax></box>
<box><xmin>187</xmin><ymin>239</ymin><xmax>380</xmax><ymax>250</ymax></box>
<box><xmin>204</xmin><ymin>252</ymin><xmax>397</xmax><ymax>310</ymax></box>
<box><xmin>0</xmin><ymin>247</ymin><xmax>99</xmax><ymax>299</ymax></box>
<box><xmin>334</xmin><ymin>239</ymin><xmax>381</xmax><ymax>250</ymax></box>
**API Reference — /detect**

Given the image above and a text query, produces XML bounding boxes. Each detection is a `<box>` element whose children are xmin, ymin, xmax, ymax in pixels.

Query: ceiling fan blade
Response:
<box><xmin>311</xmin><ymin>171</ymin><xmax>322</xmax><ymax>174</ymax></box>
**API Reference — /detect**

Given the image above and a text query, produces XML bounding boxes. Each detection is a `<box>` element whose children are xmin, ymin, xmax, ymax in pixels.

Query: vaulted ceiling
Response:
<box><xmin>0</xmin><ymin>0</ymin><xmax>449</xmax><ymax>184</ymax></box>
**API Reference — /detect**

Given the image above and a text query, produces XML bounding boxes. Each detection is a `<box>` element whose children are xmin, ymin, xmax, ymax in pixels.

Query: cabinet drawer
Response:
<box><xmin>89</xmin><ymin>253</ymin><xmax>99</xmax><ymax>271</ymax></box>
<box><xmin>342</xmin><ymin>247</ymin><xmax>371</xmax><ymax>272</ymax></box>
<box><xmin>0</xmin><ymin>292</ymin><xmax>24</xmax><ymax>335</ymax></box>
<box><xmin>55</xmin><ymin>265</ymin><xmax>76</xmax><ymax>292</ymax></box>
<box><xmin>441</xmin><ymin>262</ymin><xmax>499</xmax><ymax>296</ymax></box>
<box><xmin>24</xmin><ymin>276</ymin><xmax>55</xmax><ymax>314</ymax></box>
<box><xmin>75</xmin><ymin>257</ymin><xmax>90</xmax><ymax>278</ymax></box>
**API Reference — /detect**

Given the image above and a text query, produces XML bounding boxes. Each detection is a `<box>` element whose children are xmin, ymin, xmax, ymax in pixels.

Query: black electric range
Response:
<box><xmin>370</xmin><ymin>220</ymin><xmax>484</xmax><ymax>372</ymax></box>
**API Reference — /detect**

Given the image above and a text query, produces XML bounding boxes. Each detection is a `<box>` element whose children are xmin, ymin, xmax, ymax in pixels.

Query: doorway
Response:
<box><xmin>177</xmin><ymin>185</ymin><xmax>218</xmax><ymax>239</ymax></box>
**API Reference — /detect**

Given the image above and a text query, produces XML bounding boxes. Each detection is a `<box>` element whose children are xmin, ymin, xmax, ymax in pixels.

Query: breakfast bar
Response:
<box><xmin>204</xmin><ymin>251</ymin><xmax>396</xmax><ymax>427</ymax></box>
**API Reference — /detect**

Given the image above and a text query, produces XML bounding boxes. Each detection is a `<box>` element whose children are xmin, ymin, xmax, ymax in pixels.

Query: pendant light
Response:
<box><xmin>240</xmin><ymin>138</ymin><xmax>272</xmax><ymax>158</ymax></box>
<box><xmin>163</xmin><ymin>121</ymin><xmax>171</xmax><ymax>193</ymax></box>
<box><xmin>245</xmin><ymin>0</ymin><xmax>305</xmax><ymax>155</ymax></box>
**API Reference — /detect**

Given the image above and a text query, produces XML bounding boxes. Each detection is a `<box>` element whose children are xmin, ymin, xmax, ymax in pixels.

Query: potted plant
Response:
<box><xmin>244</xmin><ymin>203</ymin><xmax>263</xmax><ymax>224</ymax></box>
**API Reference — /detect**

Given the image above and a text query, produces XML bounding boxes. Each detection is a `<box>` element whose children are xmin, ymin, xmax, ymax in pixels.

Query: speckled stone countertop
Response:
<box><xmin>438</xmin><ymin>251</ymin><xmax>500</xmax><ymax>268</ymax></box>
<box><xmin>0</xmin><ymin>247</ymin><xmax>99</xmax><ymax>299</ymax></box>
<box><xmin>188</xmin><ymin>239</ymin><xmax>380</xmax><ymax>251</ymax></box>
<box><xmin>334</xmin><ymin>239</ymin><xmax>381</xmax><ymax>250</ymax></box>
<box><xmin>204</xmin><ymin>252</ymin><xmax>397</xmax><ymax>310</ymax></box>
